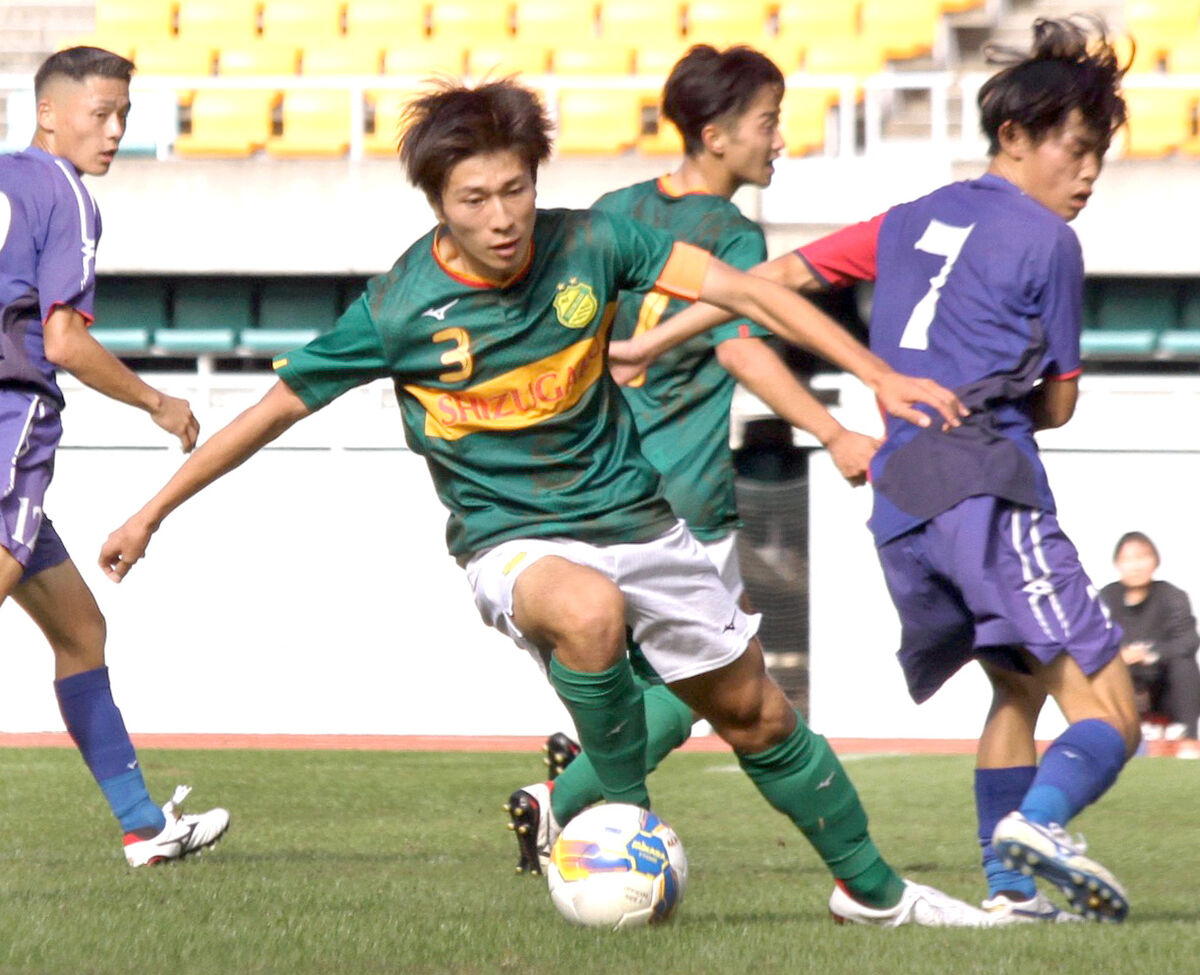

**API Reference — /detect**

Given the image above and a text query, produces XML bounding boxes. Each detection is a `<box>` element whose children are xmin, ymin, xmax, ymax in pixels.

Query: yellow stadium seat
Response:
<box><xmin>300</xmin><ymin>40</ymin><xmax>383</xmax><ymax>75</ymax></box>
<box><xmin>554</xmin><ymin>88</ymin><xmax>642</xmax><ymax>153</ymax></box>
<box><xmin>858</xmin><ymin>0</ymin><xmax>939</xmax><ymax>60</ymax></box>
<box><xmin>466</xmin><ymin>41</ymin><xmax>550</xmax><ymax>78</ymax></box>
<box><xmin>1121</xmin><ymin>88</ymin><xmax>1198</xmax><ymax>157</ymax></box>
<box><xmin>216</xmin><ymin>43</ymin><xmax>299</xmax><ymax>76</ymax></box>
<box><xmin>512</xmin><ymin>0</ymin><xmax>598</xmax><ymax>40</ymax></box>
<box><xmin>364</xmin><ymin>87</ymin><xmax>417</xmax><ymax>156</ymax></box>
<box><xmin>1168</xmin><ymin>36</ymin><xmax>1200</xmax><ymax>73</ymax></box>
<box><xmin>94</xmin><ymin>0</ymin><xmax>176</xmax><ymax>46</ymax></box>
<box><xmin>267</xmin><ymin>89</ymin><xmax>354</xmax><ymax>156</ymax></box>
<box><xmin>131</xmin><ymin>40</ymin><xmax>214</xmax><ymax>75</ymax></box>
<box><xmin>552</xmin><ymin>45</ymin><xmax>633</xmax><ymax>75</ymax></box>
<box><xmin>775</xmin><ymin>1</ymin><xmax>859</xmax><ymax>45</ymax></box>
<box><xmin>382</xmin><ymin>41</ymin><xmax>467</xmax><ymax>78</ymax></box>
<box><xmin>801</xmin><ymin>35</ymin><xmax>883</xmax><ymax>78</ymax></box>
<box><xmin>780</xmin><ymin>85</ymin><xmax>836</xmax><ymax>154</ymax></box>
<box><xmin>175</xmin><ymin>0</ymin><xmax>260</xmax><ymax>46</ymax></box>
<box><xmin>684</xmin><ymin>1</ymin><xmax>772</xmax><ymax>46</ymax></box>
<box><xmin>637</xmin><ymin>90</ymin><xmax>684</xmax><ymax>155</ymax></box>
<box><xmin>344</xmin><ymin>0</ymin><xmax>428</xmax><ymax>42</ymax></box>
<box><xmin>760</xmin><ymin>39</ymin><xmax>804</xmax><ymax>75</ymax></box>
<box><xmin>173</xmin><ymin>88</ymin><xmax>278</xmax><ymax>156</ymax></box>
<box><xmin>638</xmin><ymin>40</ymin><xmax>802</xmax><ymax>77</ymax></box>
<box><xmin>1128</xmin><ymin>0</ymin><xmax>1200</xmax><ymax>71</ymax></box>
<box><xmin>428</xmin><ymin>1</ymin><xmax>515</xmax><ymax>43</ymax></box>
<box><xmin>599</xmin><ymin>1</ymin><xmax>685</xmax><ymax>44</ymax></box>
<box><xmin>633</xmin><ymin>44</ymin><xmax>691</xmax><ymax>78</ymax></box>
<box><xmin>260</xmin><ymin>0</ymin><xmax>344</xmax><ymax>45</ymax></box>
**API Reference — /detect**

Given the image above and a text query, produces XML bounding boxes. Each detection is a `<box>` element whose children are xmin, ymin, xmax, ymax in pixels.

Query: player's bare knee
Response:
<box><xmin>543</xmin><ymin>582</ymin><xmax>626</xmax><ymax>670</ymax></box>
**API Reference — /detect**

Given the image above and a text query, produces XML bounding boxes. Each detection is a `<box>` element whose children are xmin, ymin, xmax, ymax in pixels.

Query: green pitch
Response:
<box><xmin>0</xmin><ymin>748</ymin><xmax>1196</xmax><ymax>975</ymax></box>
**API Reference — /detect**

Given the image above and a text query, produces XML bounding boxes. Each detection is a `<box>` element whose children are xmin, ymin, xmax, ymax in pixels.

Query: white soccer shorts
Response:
<box><xmin>699</xmin><ymin>530</ymin><xmax>744</xmax><ymax>602</ymax></box>
<box><xmin>464</xmin><ymin>520</ymin><xmax>760</xmax><ymax>684</ymax></box>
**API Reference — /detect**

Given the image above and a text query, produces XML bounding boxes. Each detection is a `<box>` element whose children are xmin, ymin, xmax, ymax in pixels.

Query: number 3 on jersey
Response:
<box><xmin>898</xmin><ymin>219</ymin><xmax>974</xmax><ymax>350</ymax></box>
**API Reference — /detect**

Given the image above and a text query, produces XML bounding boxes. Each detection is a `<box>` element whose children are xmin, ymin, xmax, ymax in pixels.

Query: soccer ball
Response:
<box><xmin>546</xmin><ymin>803</ymin><xmax>687</xmax><ymax>930</ymax></box>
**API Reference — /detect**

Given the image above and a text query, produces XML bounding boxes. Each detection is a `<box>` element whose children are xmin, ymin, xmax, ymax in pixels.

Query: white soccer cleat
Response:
<box><xmin>504</xmin><ymin>781</ymin><xmax>562</xmax><ymax>876</ymax></box>
<box><xmin>123</xmin><ymin>785</ymin><xmax>231</xmax><ymax>868</ymax></box>
<box><xmin>981</xmin><ymin>891</ymin><xmax>1083</xmax><ymax>924</ymax></box>
<box><xmin>992</xmin><ymin>811</ymin><xmax>1128</xmax><ymax>922</ymax></box>
<box><xmin>829</xmin><ymin>880</ymin><xmax>994</xmax><ymax>928</ymax></box>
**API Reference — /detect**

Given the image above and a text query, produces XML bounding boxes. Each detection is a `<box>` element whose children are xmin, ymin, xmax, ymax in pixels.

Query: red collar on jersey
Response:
<box><xmin>431</xmin><ymin>225</ymin><xmax>535</xmax><ymax>289</ymax></box>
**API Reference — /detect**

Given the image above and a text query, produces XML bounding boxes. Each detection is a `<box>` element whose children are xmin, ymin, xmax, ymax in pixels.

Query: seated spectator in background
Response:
<box><xmin>1100</xmin><ymin>532</ymin><xmax>1200</xmax><ymax>757</ymax></box>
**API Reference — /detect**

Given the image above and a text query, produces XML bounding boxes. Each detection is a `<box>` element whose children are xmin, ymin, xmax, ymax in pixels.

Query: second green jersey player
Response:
<box><xmin>99</xmin><ymin>79</ymin><xmax>984</xmax><ymax>927</ymax></box>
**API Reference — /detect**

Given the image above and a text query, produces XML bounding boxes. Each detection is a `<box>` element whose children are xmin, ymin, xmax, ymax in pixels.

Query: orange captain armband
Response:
<box><xmin>654</xmin><ymin>242</ymin><xmax>712</xmax><ymax>303</ymax></box>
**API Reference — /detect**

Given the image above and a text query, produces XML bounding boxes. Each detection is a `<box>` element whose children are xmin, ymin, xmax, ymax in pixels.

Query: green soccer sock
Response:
<box><xmin>551</xmin><ymin>679</ymin><xmax>695</xmax><ymax>824</ymax></box>
<box><xmin>548</xmin><ymin>656</ymin><xmax>650</xmax><ymax>809</ymax></box>
<box><xmin>737</xmin><ymin>711</ymin><xmax>906</xmax><ymax>910</ymax></box>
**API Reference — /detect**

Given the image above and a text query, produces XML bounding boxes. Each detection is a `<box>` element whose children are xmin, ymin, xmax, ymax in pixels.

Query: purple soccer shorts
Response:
<box><xmin>0</xmin><ymin>390</ymin><xmax>69</xmax><ymax>580</ymax></box>
<box><xmin>877</xmin><ymin>494</ymin><xmax>1121</xmax><ymax>703</ymax></box>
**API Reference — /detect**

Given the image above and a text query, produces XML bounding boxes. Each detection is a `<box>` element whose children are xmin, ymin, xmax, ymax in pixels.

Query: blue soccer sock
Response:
<box><xmin>55</xmin><ymin>667</ymin><xmax>165</xmax><ymax>834</ymax></box>
<box><xmin>975</xmin><ymin>765</ymin><xmax>1037</xmax><ymax>899</ymax></box>
<box><xmin>1020</xmin><ymin>718</ymin><xmax>1127</xmax><ymax>828</ymax></box>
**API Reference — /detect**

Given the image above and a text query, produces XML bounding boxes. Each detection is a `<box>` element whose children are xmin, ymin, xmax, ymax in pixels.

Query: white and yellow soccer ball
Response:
<box><xmin>546</xmin><ymin>803</ymin><xmax>688</xmax><ymax>930</ymax></box>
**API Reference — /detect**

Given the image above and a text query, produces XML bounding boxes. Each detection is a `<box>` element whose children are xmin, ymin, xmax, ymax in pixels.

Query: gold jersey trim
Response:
<box><xmin>403</xmin><ymin>302</ymin><xmax>617</xmax><ymax>441</ymax></box>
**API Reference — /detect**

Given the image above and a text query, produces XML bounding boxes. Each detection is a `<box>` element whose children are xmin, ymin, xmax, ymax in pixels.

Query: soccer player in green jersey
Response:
<box><xmin>99</xmin><ymin>78</ymin><xmax>985</xmax><ymax>926</ymax></box>
<box><xmin>507</xmin><ymin>43</ymin><xmax>883</xmax><ymax>883</ymax></box>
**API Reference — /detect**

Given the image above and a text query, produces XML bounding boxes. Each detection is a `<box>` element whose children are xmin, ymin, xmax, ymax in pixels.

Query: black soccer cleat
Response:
<box><xmin>504</xmin><ymin>783</ymin><xmax>552</xmax><ymax>876</ymax></box>
<box><xmin>543</xmin><ymin>733</ymin><xmax>581</xmax><ymax>780</ymax></box>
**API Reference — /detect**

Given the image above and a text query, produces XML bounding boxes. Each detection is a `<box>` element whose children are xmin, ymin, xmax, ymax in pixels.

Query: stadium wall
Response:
<box><xmin>87</xmin><ymin>155</ymin><xmax>1200</xmax><ymax>276</ymax></box>
<box><xmin>1</xmin><ymin>374</ymin><xmax>1196</xmax><ymax>739</ymax></box>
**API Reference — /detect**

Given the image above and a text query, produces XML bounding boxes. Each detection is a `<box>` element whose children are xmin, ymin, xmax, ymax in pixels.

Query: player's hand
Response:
<box><xmin>1121</xmin><ymin>641</ymin><xmax>1153</xmax><ymax>665</ymax></box>
<box><xmin>151</xmin><ymin>393</ymin><xmax>200</xmax><ymax>452</ymax></box>
<box><xmin>872</xmin><ymin>371</ymin><xmax>967</xmax><ymax>430</ymax></box>
<box><xmin>826</xmin><ymin>428</ymin><xmax>881</xmax><ymax>487</ymax></box>
<box><xmin>607</xmin><ymin>338</ymin><xmax>652</xmax><ymax>387</ymax></box>
<box><xmin>99</xmin><ymin>518</ymin><xmax>153</xmax><ymax>583</ymax></box>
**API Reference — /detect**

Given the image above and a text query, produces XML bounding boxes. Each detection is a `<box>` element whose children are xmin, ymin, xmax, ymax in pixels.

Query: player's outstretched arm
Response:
<box><xmin>609</xmin><ymin>253</ymin><xmax>809</xmax><ymax>384</ymax></box>
<box><xmin>99</xmin><ymin>381</ymin><xmax>312</xmax><ymax>582</ymax></box>
<box><xmin>716</xmin><ymin>337</ymin><xmax>879</xmax><ymax>485</ymax></box>
<box><xmin>696</xmin><ymin>257</ymin><xmax>965</xmax><ymax>429</ymax></box>
<box><xmin>44</xmin><ymin>306</ymin><xmax>200</xmax><ymax>451</ymax></box>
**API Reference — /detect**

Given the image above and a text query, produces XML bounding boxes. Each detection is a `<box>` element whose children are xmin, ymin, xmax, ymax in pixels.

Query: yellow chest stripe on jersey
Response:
<box><xmin>403</xmin><ymin>302</ymin><xmax>617</xmax><ymax>441</ymax></box>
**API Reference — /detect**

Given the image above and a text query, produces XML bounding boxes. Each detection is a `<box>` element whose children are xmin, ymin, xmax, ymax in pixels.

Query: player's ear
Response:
<box><xmin>700</xmin><ymin>121</ymin><xmax>726</xmax><ymax>157</ymax></box>
<box><xmin>35</xmin><ymin>94</ymin><xmax>57</xmax><ymax>135</ymax></box>
<box><xmin>996</xmin><ymin>119</ymin><xmax>1031</xmax><ymax>160</ymax></box>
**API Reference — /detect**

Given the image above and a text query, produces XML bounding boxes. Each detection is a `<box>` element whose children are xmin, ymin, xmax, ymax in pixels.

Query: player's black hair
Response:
<box><xmin>978</xmin><ymin>16</ymin><xmax>1127</xmax><ymax>155</ymax></box>
<box><xmin>1114</xmin><ymin>531</ymin><xmax>1160</xmax><ymax>565</ymax></box>
<box><xmin>661</xmin><ymin>45</ymin><xmax>785</xmax><ymax>156</ymax></box>
<box><xmin>34</xmin><ymin>46</ymin><xmax>135</xmax><ymax>98</ymax></box>
<box><xmin>399</xmin><ymin>78</ymin><xmax>553</xmax><ymax>203</ymax></box>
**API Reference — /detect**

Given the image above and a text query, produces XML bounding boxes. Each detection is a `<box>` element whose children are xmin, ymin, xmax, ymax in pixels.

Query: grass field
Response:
<box><xmin>0</xmin><ymin>747</ymin><xmax>1196</xmax><ymax>975</ymax></box>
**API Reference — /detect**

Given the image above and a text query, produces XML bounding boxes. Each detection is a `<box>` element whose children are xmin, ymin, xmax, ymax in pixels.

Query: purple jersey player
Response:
<box><xmin>0</xmin><ymin>47</ymin><xmax>228</xmax><ymax>865</ymax></box>
<box><xmin>609</xmin><ymin>18</ymin><xmax>1139</xmax><ymax>923</ymax></box>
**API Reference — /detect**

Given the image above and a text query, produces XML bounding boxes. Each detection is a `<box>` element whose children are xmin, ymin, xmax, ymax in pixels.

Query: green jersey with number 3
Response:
<box><xmin>273</xmin><ymin>207</ymin><xmax>712</xmax><ymax>559</ymax></box>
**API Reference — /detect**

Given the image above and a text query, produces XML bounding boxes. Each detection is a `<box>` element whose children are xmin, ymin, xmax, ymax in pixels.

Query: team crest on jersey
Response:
<box><xmin>553</xmin><ymin>278</ymin><xmax>598</xmax><ymax>329</ymax></box>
